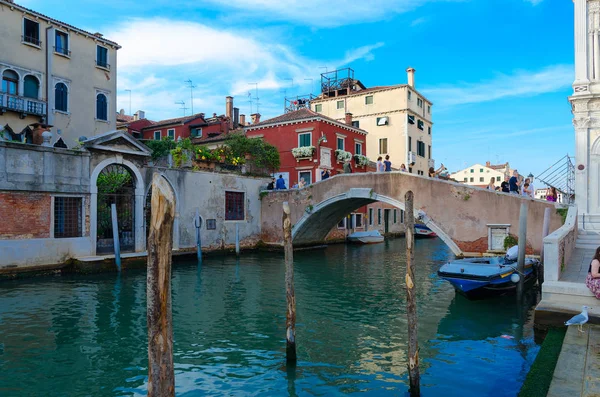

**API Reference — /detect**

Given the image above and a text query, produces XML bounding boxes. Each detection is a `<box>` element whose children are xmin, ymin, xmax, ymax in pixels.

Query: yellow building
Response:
<box><xmin>0</xmin><ymin>0</ymin><xmax>120</xmax><ymax>146</ymax></box>
<box><xmin>310</xmin><ymin>68</ymin><xmax>433</xmax><ymax>175</ymax></box>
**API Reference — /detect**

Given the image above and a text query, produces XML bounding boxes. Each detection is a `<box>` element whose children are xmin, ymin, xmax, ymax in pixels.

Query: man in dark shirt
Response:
<box><xmin>384</xmin><ymin>155</ymin><xmax>392</xmax><ymax>172</ymax></box>
<box><xmin>500</xmin><ymin>175</ymin><xmax>510</xmax><ymax>193</ymax></box>
<box><xmin>267</xmin><ymin>177</ymin><xmax>275</xmax><ymax>190</ymax></box>
<box><xmin>509</xmin><ymin>170</ymin><xmax>519</xmax><ymax>194</ymax></box>
<box><xmin>275</xmin><ymin>175</ymin><xmax>286</xmax><ymax>190</ymax></box>
<box><xmin>321</xmin><ymin>169</ymin><xmax>330</xmax><ymax>180</ymax></box>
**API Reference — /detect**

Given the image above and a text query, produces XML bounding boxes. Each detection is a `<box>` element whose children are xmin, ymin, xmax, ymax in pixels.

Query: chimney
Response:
<box><xmin>240</xmin><ymin>114</ymin><xmax>246</xmax><ymax>126</ymax></box>
<box><xmin>406</xmin><ymin>67</ymin><xmax>416</xmax><ymax>88</ymax></box>
<box><xmin>233</xmin><ymin>107</ymin><xmax>240</xmax><ymax>127</ymax></box>
<box><xmin>251</xmin><ymin>113</ymin><xmax>261</xmax><ymax>124</ymax></box>
<box><xmin>226</xmin><ymin>96</ymin><xmax>234</xmax><ymax>128</ymax></box>
<box><xmin>486</xmin><ymin>161</ymin><xmax>491</xmax><ymax>167</ymax></box>
<box><xmin>134</xmin><ymin>110</ymin><xmax>145</xmax><ymax>120</ymax></box>
<box><xmin>345</xmin><ymin>112</ymin><xmax>353</xmax><ymax>126</ymax></box>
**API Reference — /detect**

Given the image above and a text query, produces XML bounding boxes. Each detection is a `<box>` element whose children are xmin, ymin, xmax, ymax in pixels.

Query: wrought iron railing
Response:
<box><xmin>95</xmin><ymin>60</ymin><xmax>110</xmax><ymax>69</ymax></box>
<box><xmin>54</xmin><ymin>46</ymin><xmax>71</xmax><ymax>56</ymax></box>
<box><xmin>0</xmin><ymin>93</ymin><xmax>46</xmax><ymax>116</ymax></box>
<box><xmin>22</xmin><ymin>35</ymin><xmax>41</xmax><ymax>46</ymax></box>
<box><xmin>535</xmin><ymin>154</ymin><xmax>575</xmax><ymax>204</ymax></box>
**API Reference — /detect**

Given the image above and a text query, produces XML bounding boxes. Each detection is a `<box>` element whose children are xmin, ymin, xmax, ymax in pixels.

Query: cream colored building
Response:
<box><xmin>310</xmin><ymin>68</ymin><xmax>433</xmax><ymax>175</ymax></box>
<box><xmin>0</xmin><ymin>0</ymin><xmax>119</xmax><ymax>146</ymax></box>
<box><xmin>450</xmin><ymin>163</ymin><xmax>506</xmax><ymax>188</ymax></box>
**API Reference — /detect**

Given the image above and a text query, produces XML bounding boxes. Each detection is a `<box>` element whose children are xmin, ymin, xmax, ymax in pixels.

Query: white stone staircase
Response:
<box><xmin>575</xmin><ymin>229</ymin><xmax>600</xmax><ymax>249</ymax></box>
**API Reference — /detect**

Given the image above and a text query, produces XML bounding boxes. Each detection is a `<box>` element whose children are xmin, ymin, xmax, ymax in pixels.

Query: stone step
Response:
<box><xmin>576</xmin><ymin>233</ymin><xmax>600</xmax><ymax>240</ymax></box>
<box><xmin>575</xmin><ymin>242</ymin><xmax>600</xmax><ymax>249</ymax></box>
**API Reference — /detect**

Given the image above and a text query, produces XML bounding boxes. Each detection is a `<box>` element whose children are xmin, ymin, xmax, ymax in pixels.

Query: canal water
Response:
<box><xmin>0</xmin><ymin>238</ymin><xmax>540</xmax><ymax>396</ymax></box>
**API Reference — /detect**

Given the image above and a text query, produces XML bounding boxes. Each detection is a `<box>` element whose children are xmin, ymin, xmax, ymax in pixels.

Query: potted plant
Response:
<box><xmin>291</xmin><ymin>145</ymin><xmax>316</xmax><ymax>160</ymax></box>
<box><xmin>335</xmin><ymin>149</ymin><xmax>352</xmax><ymax>163</ymax></box>
<box><xmin>354</xmin><ymin>154</ymin><xmax>370</xmax><ymax>167</ymax></box>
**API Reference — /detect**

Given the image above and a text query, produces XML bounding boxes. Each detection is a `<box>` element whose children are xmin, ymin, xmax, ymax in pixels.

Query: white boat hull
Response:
<box><xmin>347</xmin><ymin>231</ymin><xmax>384</xmax><ymax>244</ymax></box>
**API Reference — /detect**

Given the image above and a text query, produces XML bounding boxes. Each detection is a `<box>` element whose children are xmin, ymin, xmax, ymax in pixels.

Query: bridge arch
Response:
<box><xmin>292</xmin><ymin>187</ymin><xmax>462</xmax><ymax>255</ymax></box>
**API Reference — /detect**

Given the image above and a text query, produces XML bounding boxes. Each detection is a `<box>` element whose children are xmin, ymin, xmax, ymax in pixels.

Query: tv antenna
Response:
<box><xmin>175</xmin><ymin>100</ymin><xmax>187</xmax><ymax>116</ymax></box>
<box><xmin>248</xmin><ymin>83</ymin><xmax>259</xmax><ymax>114</ymax></box>
<box><xmin>184</xmin><ymin>79</ymin><xmax>196</xmax><ymax>115</ymax></box>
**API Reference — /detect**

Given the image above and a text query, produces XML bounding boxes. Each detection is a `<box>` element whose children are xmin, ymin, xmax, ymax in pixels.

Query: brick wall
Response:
<box><xmin>0</xmin><ymin>192</ymin><xmax>51</xmax><ymax>239</ymax></box>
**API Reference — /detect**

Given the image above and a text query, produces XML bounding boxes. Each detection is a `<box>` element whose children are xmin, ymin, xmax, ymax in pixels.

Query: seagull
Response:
<box><xmin>565</xmin><ymin>305</ymin><xmax>592</xmax><ymax>333</ymax></box>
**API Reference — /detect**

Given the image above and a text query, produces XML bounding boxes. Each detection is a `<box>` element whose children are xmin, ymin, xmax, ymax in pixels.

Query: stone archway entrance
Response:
<box><xmin>96</xmin><ymin>164</ymin><xmax>137</xmax><ymax>254</ymax></box>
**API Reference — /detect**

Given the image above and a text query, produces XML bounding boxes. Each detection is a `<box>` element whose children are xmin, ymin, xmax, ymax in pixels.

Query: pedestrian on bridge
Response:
<box><xmin>384</xmin><ymin>155</ymin><xmax>392</xmax><ymax>172</ymax></box>
<box><xmin>501</xmin><ymin>175</ymin><xmax>510</xmax><ymax>193</ymax></box>
<box><xmin>400</xmin><ymin>164</ymin><xmax>407</xmax><ymax>172</ymax></box>
<box><xmin>343</xmin><ymin>159</ymin><xmax>353</xmax><ymax>174</ymax></box>
<box><xmin>321</xmin><ymin>169</ymin><xmax>330</xmax><ymax>180</ymax></box>
<box><xmin>509</xmin><ymin>170</ymin><xmax>520</xmax><ymax>194</ymax></box>
<box><xmin>376</xmin><ymin>157</ymin><xmax>385</xmax><ymax>172</ymax></box>
<box><xmin>428</xmin><ymin>164</ymin><xmax>445</xmax><ymax>178</ymax></box>
<box><xmin>276</xmin><ymin>175</ymin><xmax>287</xmax><ymax>190</ymax></box>
<box><xmin>486</xmin><ymin>177</ymin><xmax>496</xmax><ymax>190</ymax></box>
<box><xmin>546</xmin><ymin>187</ymin><xmax>557</xmax><ymax>202</ymax></box>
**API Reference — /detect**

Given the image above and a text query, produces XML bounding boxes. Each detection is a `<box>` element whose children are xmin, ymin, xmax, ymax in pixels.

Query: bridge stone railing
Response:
<box><xmin>543</xmin><ymin>205</ymin><xmax>577</xmax><ymax>282</ymax></box>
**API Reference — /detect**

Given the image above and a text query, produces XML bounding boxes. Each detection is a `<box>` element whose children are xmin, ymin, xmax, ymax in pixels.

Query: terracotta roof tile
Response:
<box><xmin>248</xmin><ymin>108</ymin><xmax>367</xmax><ymax>135</ymax></box>
<box><xmin>142</xmin><ymin>113</ymin><xmax>207</xmax><ymax>130</ymax></box>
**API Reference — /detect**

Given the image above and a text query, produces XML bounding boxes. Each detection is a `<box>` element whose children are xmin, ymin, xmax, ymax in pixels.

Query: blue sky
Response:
<box><xmin>23</xmin><ymin>0</ymin><xmax>574</xmax><ymax>178</ymax></box>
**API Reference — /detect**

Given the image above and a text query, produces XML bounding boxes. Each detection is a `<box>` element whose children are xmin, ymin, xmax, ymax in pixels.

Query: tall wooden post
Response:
<box><xmin>517</xmin><ymin>201</ymin><xmax>529</xmax><ymax>299</ymax></box>
<box><xmin>405</xmin><ymin>191</ymin><xmax>420</xmax><ymax>396</ymax></box>
<box><xmin>283</xmin><ymin>201</ymin><xmax>297</xmax><ymax>362</ymax></box>
<box><xmin>111</xmin><ymin>203</ymin><xmax>121</xmax><ymax>271</ymax></box>
<box><xmin>147</xmin><ymin>174</ymin><xmax>176</xmax><ymax>397</ymax></box>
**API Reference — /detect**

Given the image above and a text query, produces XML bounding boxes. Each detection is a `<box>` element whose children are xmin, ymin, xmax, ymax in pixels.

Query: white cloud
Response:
<box><xmin>524</xmin><ymin>0</ymin><xmax>543</xmax><ymax>5</ymax></box>
<box><xmin>198</xmin><ymin>0</ymin><xmax>464</xmax><ymax>27</ymax></box>
<box><xmin>421</xmin><ymin>64</ymin><xmax>573</xmax><ymax>108</ymax></box>
<box><xmin>112</xmin><ymin>18</ymin><xmax>384</xmax><ymax>120</ymax></box>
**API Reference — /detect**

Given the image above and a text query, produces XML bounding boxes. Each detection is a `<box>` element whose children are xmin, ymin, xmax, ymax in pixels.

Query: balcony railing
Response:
<box><xmin>0</xmin><ymin>93</ymin><xmax>46</xmax><ymax>116</ymax></box>
<box><xmin>22</xmin><ymin>35</ymin><xmax>42</xmax><ymax>47</ymax></box>
<box><xmin>54</xmin><ymin>46</ymin><xmax>71</xmax><ymax>57</ymax></box>
<box><xmin>95</xmin><ymin>60</ymin><xmax>110</xmax><ymax>70</ymax></box>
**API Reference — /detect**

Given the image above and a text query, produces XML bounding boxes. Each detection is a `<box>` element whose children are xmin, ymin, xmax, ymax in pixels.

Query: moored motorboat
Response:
<box><xmin>437</xmin><ymin>247</ymin><xmax>539</xmax><ymax>300</ymax></box>
<box><xmin>347</xmin><ymin>230</ymin><xmax>384</xmax><ymax>244</ymax></box>
<box><xmin>415</xmin><ymin>223</ymin><xmax>437</xmax><ymax>238</ymax></box>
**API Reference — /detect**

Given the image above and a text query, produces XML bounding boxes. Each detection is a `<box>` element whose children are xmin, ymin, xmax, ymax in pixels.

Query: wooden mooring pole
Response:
<box><xmin>516</xmin><ymin>201</ymin><xmax>529</xmax><ymax>299</ymax></box>
<box><xmin>405</xmin><ymin>191</ymin><xmax>420</xmax><ymax>396</ymax></box>
<box><xmin>283</xmin><ymin>201</ymin><xmax>297</xmax><ymax>362</ymax></box>
<box><xmin>146</xmin><ymin>174</ymin><xmax>176</xmax><ymax>397</ymax></box>
<box><xmin>111</xmin><ymin>203</ymin><xmax>121</xmax><ymax>272</ymax></box>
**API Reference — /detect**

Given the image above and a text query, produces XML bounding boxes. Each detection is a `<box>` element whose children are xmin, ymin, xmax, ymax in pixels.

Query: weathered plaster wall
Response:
<box><xmin>261</xmin><ymin>172</ymin><xmax>563</xmax><ymax>254</ymax></box>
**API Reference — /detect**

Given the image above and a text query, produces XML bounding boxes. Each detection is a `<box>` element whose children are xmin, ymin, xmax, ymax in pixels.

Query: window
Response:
<box><xmin>167</xmin><ymin>129</ymin><xmax>175</xmax><ymax>139</ymax></box>
<box><xmin>408</xmin><ymin>91</ymin><xmax>412</xmax><ymax>100</ymax></box>
<box><xmin>479</xmin><ymin>177</ymin><xmax>484</xmax><ymax>182</ymax></box>
<box><xmin>417</xmin><ymin>120</ymin><xmax>424</xmax><ymax>130</ymax></box>
<box><xmin>337</xmin><ymin>218</ymin><xmax>346</xmax><ymax>229</ymax></box>
<box><xmin>154</xmin><ymin>131</ymin><xmax>161</xmax><ymax>140</ymax></box>
<box><xmin>407</xmin><ymin>115</ymin><xmax>415</xmax><ymax>124</ymax></box>
<box><xmin>337</xmin><ymin>137</ymin><xmax>344</xmax><ymax>150</ymax></box>
<box><xmin>418</xmin><ymin>170</ymin><xmax>424</xmax><ymax>175</ymax></box>
<box><xmin>206</xmin><ymin>219</ymin><xmax>216</xmax><ymax>230</ymax></box>
<box><xmin>377</xmin><ymin>116</ymin><xmax>389</xmax><ymax>126</ymax></box>
<box><xmin>23</xmin><ymin>18</ymin><xmax>40</xmax><ymax>46</ymax></box>
<box><xmin>23</xmin><ymin>75</ymin><xmax>39</xmax><ymax>99</ymax></box>
<box><xmin>2</xmin><ymin>70</ymin><xmax>18</xmax><ymax>95</ymax></box>
<box><xmin>355</xmin><ymin>142</ymin><xmax>362</xmax><ymax>155</ymax></box>
<box><xmin>401</xmin><ymin>210</ymin><xmax>405</xmax><ymax>223</ymax></box>
<box><xmin>379</xmin><ymin>138</ymin><xmax>388</xmax><ymax>154</ymax></box>
<box><xmin>355</xmin><ymin>214</ymin><xmax>363</xmax><ymax>228</ymax></box>
<box><xmin>470</xmin><ymin>177</ymin><xmax>474</xmax><ymax>182</ymax></box>
<box><xmin>315</xmin><ymin>104</ymin><xmax>322</xmax><ymax>112</ymax></box>
<box><xmin>96</xmin><ymin>45</ymin><xmax>109</xmax><ymax>69</ymax></box>
<box><xmin>336</xmin><ymin>100</ymin><xmax>344</xmax><ymax>109</ymax></box>
<box><xmin>55</xmin><ymin>83</ymin><xmax>68</xmax><ymax>112</ymax></box>
<box><xmin>351</xmin><ymin>120</ymin><xmax>360</xmax><ymax>128</ymax></box>
<box><xmin>408</xmin><ymin>137</ymin><xmax>412</xmax><ymax>151</ymax></box>
<box><xmin>464</xmin><ymin>178</ymin><xmax>468</xmax><ymax>182</ymax></box>
<box><xmin>225</xmin><ymin>191</ymin><xmax>245</xmax><ymax>220</ymax></box>
<box><xmin>417</xmin><ymin>141</ymin><xmax>425</xmax><ymax>157</ymax></box>
<box><xmin>496</xmin><ymin>176</ymin><xmax>501</xmax><ymax>182</ymax></box>
<box><xmin>369</xmin><ymin>208</ymin><xmax>373</xmax><ymax>226</ymax></box>
<box><xmin>470</xmin><ymin>169</ymin><xmax>474</xmax><ymax>173</ymax></box>
<box><xmin>428</xmin><ymin>105</ymin><xmax>431</xmax><ymax>114</ymax></box>
<box><xmin>428</xmin><ymin>126</ymin><xmax>431</xmax><ymax>135</ymax></box>
<box><xmin>365</xmin><ymin>95</ymin><xmax>373</xmax><ymax>105</ymax></box>
<box><xmin>393</xmin><ymin>209</ymin><xmax>397</xmax><ymax>224</ymax></box>
<box><xmin>409</xmin><ymin>167</ymin><xmax>413</xmax><ymax>173</ymax></box>
<box><xmin>299</xmin><ymin>171</ymin><xmax>312</xmax><ymax>185</ymax></box>
<box><xmin>480</xmin><ymin>168</ymin><xmax>483</xmax><ymax>172</ymax></box>
<box><xmin>54</xmin><ymin>197</ymin><xmax>82</xmax><ymax>238</ymax></box>
<box><xmin>417</xmin><ymin>98</ymin><xmax>423</xmax><ymax>107</ymax></box>
<box><xmin>378</xmin><ymin>208</ymin><xmax>382</xmax><ymax>225</ymax></box>
<box><xmin>298</xmin><ymin>132</ymin><xmax>311</xmax><ymax>147</ymax></box>
<box><xmin>191</xmin><ymin>128</ymin><xmax>202</xmax><ymax>138</ymax></box>
<box><xmin>96</xmin><ymin>93</ymin><xmax>108</xmax><ymax>121</ymax></box>
<box><xmin>55</xmin><ymin>31</ymin><xmax>69</xmax><ymax>56</ymax></box>
<box><xmin>428</xmin><ymin>145</ymin><xmax>431</xmax><ymax>159</ymax></box>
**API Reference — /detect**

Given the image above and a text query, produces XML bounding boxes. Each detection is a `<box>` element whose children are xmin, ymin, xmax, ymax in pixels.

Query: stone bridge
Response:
<box><xmin>260</xmin><ymin>172</ymin><xmax>564</xmax><ymax>255</ymax></box>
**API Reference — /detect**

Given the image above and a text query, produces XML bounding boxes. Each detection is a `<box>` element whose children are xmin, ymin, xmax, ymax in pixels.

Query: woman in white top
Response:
<box><xmin>376</xmin><ymin>156</ymin><xmax>385</xmax><ymax>172</ymax></box>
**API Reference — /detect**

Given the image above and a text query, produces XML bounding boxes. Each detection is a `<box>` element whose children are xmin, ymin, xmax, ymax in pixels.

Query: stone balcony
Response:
<box><xmin>0</xmin><ymin>92</ymin><xmax>46</xmax><ymax>118</ymax></box>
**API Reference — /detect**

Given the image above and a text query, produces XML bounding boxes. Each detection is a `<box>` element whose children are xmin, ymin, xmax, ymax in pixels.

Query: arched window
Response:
<box><xmin>23</xmin><ymin>75</ymin><xmax>39</xmax><ymax>99</ymax></box>
<box><xmin>96</xmin><ymin>93</ymin><xmax>107</xmax><ymax>121</ymax></box>
<box><xmin>2</xmin><ymin>70</ymin><xmax>18</xmax><ymax>95</ymax></box>
<box><xmin>55</xmin><ymin>82</ymin><xmax>68</xmax><ymax>112</ymax></box>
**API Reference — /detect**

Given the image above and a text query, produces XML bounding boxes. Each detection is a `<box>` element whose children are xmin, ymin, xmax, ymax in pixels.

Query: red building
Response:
<box><xmin>245</xmin><ymin>108</ymin><xmax>368</xmax><ymax>187</ymax></box>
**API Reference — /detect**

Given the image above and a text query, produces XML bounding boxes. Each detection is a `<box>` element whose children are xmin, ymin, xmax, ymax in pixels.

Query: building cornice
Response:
<box><xmin>311</xmin><ymin>84</ymin><xmax>433</xmax><ymax>106</ymax></box>
<box><xmin>245</xmin><ymin>116</ymin><xmax>368</xmax><ymax>136</ymax></box>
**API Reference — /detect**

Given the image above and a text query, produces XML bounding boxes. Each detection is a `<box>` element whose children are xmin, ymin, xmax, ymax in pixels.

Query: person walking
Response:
<box><xmin>376</xmin><ymin>157</ymin><xmax>385</xmax><ymax>172</ymax></box>
<box><xmin>501</xmin><ymin>175</ymin><xmax>510</xmax><ymax>193</ymax></box>
<box><xmin>267</xmin><ymin>177</ymin><xmax>275</xmax><ymax>190</ymax></box>
<box><xmin>384</xmin><ymin>155</ymin><xmax>392</xmax><ymax>172</ymax></box>
<box><xmin>509</xmin><ymin>170</ymin><xmax>519</xmax><ymax>194</ymax></box>
<box><xmin>522</xmin><ymin>178</ymin><xmax>533</xmax><ymax>197</ymax></box>
<box><xmin>343</xmin><ymin>159</ymin><xmax>353</xmax><ymax>174</ymax></box>
<box><xmin>486</xmin><ymin>177</ymin><xmax>496</xmax><ymax>190</ymax></box>
<box><xmin>275</xmin><ymin>175</ymin><xmax>286</xmax><ymax>190</ymax></box>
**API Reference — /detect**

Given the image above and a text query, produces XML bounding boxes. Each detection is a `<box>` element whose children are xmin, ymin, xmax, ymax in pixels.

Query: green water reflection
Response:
<box><xmin>0</xmin><ymin>238</ymin><xmax>539</xmax><ymax>396</ymax></box>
